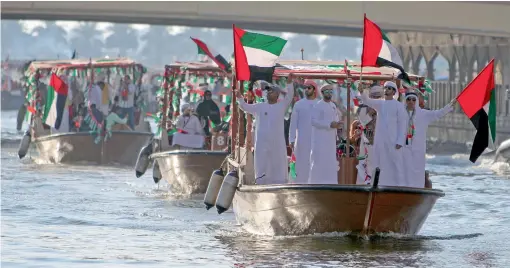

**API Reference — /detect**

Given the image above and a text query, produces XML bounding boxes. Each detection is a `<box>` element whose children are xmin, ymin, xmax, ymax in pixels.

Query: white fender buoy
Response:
<box><xmin>153</xmin><ymin>161</ymin><xmax>162</xmax><ymax>184</ymax></box>
<box><xmin>215</xmin><ymin>170</ymin><xmax>239</xmax><ymax>214</ymax></box>
<box><xmin>204</xmin><ymin>169</ymin><xmax>225</xmax><ymax>210</ymax></box>
<box><xmin>18</xmin><ymin>130</ymin><xmax>31</xmax><ymax>159</ymax></box>
<box><xmin>135</xmin><ymin>144</ymin><xmax>152</xmax><ymax>178</ymax></box>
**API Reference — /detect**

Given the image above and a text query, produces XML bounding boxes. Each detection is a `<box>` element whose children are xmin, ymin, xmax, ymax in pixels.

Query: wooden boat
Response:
<box><xmin>151</xmin><ymin>149</ymin><xmax>229</xmax><ymax>195</ymax></box>
<box><xmin>221</xmin><ymin>60</ymin><xmax>443</xmax><ymax>236</ymax></box>
<box><xmin>20</xmin><ymin>58</ymin><xmax>153</xmax><ymax>166</ymax></box>
<box><xmin>33</xmin><ymin>130</ymin><xmax>153</xmax><ymax>165</ymax></box>
<box><xmin>145</xmin><ymin>62</ymin><xmax>231</xmax><ymax>194</ymax></box>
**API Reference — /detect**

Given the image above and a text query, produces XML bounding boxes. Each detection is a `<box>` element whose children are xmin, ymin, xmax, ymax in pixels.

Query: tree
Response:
<box><xmin>104</xmin><ymin>23</ymin><xmax>139</xmax><ymax>58</ymax></box>
<box><xmin>321</xmin><ymin>36</ymin><xmax>360</xmax><ymax>61</ymax></box>
<box><xmin>70</xmin><ymin>22</ymin><xmax>105</xmax><ymax>58</ymax></box>
<box><xmin>1</xmin><ymin>20</ymin><xmax>33</xmax><ymax>59</ymax></box>
<box><xmin>284</xmin><ymin>35</ymin><xmax>320</xmax><ymax>60</ymax></box>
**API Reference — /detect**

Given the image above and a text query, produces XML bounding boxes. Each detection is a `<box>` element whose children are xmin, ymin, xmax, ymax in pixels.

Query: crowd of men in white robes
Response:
<box><xmin>236</xmin><ymin>76</ymin><xmax>456</xmax><ymax>188</ymax></box>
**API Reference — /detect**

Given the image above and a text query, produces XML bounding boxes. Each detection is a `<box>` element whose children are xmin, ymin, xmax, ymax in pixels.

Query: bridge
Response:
<box><xmin>2</xmin><ymin>1</ymin><xmax>510</xmax><ymax>38</ymax></box>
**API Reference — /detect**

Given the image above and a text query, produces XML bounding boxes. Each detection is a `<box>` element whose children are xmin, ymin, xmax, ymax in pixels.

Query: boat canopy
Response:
<box><xmin>273</xmin><ymin>60</ymin><xmax>423</xmax><ymax>81</ymax></box>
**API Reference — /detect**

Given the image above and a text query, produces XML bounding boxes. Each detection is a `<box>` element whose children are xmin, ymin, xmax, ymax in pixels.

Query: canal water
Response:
<box><xmin>1</xmin><ymin>110</ymin><xmax>510</xmax><ymax>268</ymax></box>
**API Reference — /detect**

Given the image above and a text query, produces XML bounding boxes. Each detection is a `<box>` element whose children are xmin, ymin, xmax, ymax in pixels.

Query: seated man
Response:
<box><xmin>172</xmin><ymin>103</ymin><xmax>205</xmax><ymax>149</ymax></box>
<box><xmin>106</xmin><ymin>96</ymin><xmax>130</xmax><ymax>131</ymax></box>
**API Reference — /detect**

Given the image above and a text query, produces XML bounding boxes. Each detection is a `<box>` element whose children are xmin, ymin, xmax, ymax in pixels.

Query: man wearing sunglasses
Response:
<box><xmin>359</xmin><ymin>81</ymin><xmax>407</xmax><ymax>187</ymax></box>
<box><xmin>309</xmin><ymin>84</ymin><xmax>343</xmax><ymax>184</ymax></box>
<box><xmin>288</xmin><ymin>80</ymin><xmax>319</xmax><ymax>183</ymax></box>
<box><xmin>402</xmin><ymin>91</ymin><xmax>456</xmax><ymax>187</ymax></box>
<box><xmin>236</xmin><ymin>75</ymin><xmax>295</xmax><ymax>185</ymax></box>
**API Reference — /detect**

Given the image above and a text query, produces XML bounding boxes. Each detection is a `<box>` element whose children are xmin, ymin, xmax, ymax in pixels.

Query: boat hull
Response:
<box><xmin>33</xmin><ymin>131</ymin><xmax>153</xmax><ymax>166</ymax></box>
<box><xmin>151</xmin><ymin>150</ymin><xmax>229</xmax><ymax>195</ymax></box>
<box><xmin>233</xmin><ymin>184</ymin><xmax>444</xmax><ymax>236</ymax></box>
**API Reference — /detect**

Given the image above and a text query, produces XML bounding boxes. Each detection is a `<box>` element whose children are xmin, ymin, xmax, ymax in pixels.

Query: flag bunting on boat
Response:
<box><xmin>361</xmin><ymin>14</ymin><xmax>411</xmax><ymax>84</ymax></box>
<box><xmin>190</xmin><ymin>37</ymin><xmax>231</xmax><ymax>72</ymax></box>
<box><xmin>456</xmin><ymin>59</ymin><xmax>496</xmax><ymax>163</ymax></box>
<box><xmin>234</xmin><ymin>25</ymin><xmax>287</xmax><ymax>82</ymax></box>
<box><xmin>43</xmin><ymin>73</ymin><xmax>69</xmax><ymax>130</ymax></box>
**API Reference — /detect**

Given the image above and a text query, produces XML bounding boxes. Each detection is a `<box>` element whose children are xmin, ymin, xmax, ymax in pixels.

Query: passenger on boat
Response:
<box><xmin>117</xmin><ymin>75</ymin><xmax>136</xmax><ymax>130</ymax></box>
<box><xmin>105</xmin><ymin>96</ymin><xmax>129</xmax><ymax>132</ymax></box>
<box><xmin>402</xmin><ymin>92</ymin><xmax>455</xmax><ymax>187</ymax></box>
<box><xmin>355</xmin><ymin>85</ymin><xmax>382</xmax><ymax>184</ymax></box>
<box><xmin>171</xmin><ymin>103</ymin><xmax>205</xmax><ymax>149</ymax></box>
<box><xmin>288</xmin><ymin>80</ymin><xmax>319</xmax><ymax>183</ymax></box>
<box><xmin>88</xmin><ymin>81</ymin><xmax>105</xmax><ymax>123</ymax></box>
<box><xmin>196</xmin><ymin>89</ymin><xmax>221</xmax><ymax>136</ymax></box>
<box><xmin>97</xmin><ymin>81</ymin><xmax>113</xmax><ymax>117</ymax></box>
<box><xmin>309</xmin><ymin>84</ymin><xmax>343</xmax><ymax>184</ymax></box>
<box><xmin>236</xmin><ymin>77</ymin><xmax>294</xmax><ymax>185</ymax></box>
<box><xmin>359</xmin><ymin>81</ymin><xmax>407</xmax><ymax>187</ymax></box>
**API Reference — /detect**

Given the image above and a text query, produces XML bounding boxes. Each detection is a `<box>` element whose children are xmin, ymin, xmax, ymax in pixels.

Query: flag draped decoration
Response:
<box><xmin>456</xmin><ymin>59</ymin><xmax>496</xmax><ymax>163</ymax></box>
<box><xmin>233</xmin><ymin>25</ymin><xmax>287</xmax><ymax>82</ymax></box>
<box><xmin>190</xmin><ymin>37</ymin><xmax>231</xmax><ymax>71</ymax></box>
<box><xmin>361</xmin><ymin>14</ymin><xmax>410</xmax><ymax>84</ymax></box>
<box><xmin>43</xmin><ymin>73</ymin><xmax>68</xmax><ymax>130</ymax></box>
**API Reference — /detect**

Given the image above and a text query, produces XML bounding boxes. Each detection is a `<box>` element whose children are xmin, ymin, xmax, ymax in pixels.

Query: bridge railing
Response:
<box><xmin>428</xmin><ymin>82</ymin><xmax>510</xmax><ymax>116</ymax></box>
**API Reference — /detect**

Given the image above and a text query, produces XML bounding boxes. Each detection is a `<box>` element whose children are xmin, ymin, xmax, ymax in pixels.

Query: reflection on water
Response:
<box><xmin>2</xmin><ymin>110</ymin><xmax>510</xmax><ymax>267</ymax></box>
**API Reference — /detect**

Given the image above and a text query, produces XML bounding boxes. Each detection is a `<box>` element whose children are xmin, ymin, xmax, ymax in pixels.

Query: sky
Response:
<box><xmin>14</xmin><ymin>20</ymin><xmax>446</xmax><ymax>76</ymax></box>
<box><xmin>19</xmin><ymin>20</ymin><xmax>324</xmax><ymax>44</ymax></box>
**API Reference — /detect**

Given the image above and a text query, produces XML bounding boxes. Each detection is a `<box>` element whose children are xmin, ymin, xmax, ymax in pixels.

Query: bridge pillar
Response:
<box><xmin>500</xmin><ymin>44</ymin><xmax>510</xmax><ymax>85</ymax></box>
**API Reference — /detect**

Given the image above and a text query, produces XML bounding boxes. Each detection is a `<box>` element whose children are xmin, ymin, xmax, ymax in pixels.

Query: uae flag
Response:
<box><xmin>233</xmin><ymin>25</ymin><xmax>287</xmax><ymax>82</ymax></box>
<box><xmin>43</xmin><ymin>73</ymin><xmax>69</xmax><ymax>130</ymax></box>
<box><xmin>361</xmin><ymin>14</ymin><xmax>410</xmax><ymax>84</ymax></box>
<box><xmin>190</xmin><ymin>37</ymin><xmax>231</xmax><ymax>71</ymax></box>
<box><xmin>457</xmin><ymin>59</ymin><xmax>496</xmax><ymax>163</ymax></box>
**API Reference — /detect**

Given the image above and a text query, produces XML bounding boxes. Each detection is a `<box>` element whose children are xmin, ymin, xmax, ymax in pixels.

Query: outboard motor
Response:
<box><xmin>135</xmin><ymin>144</ymin><xmax>153</xmax><ymax>178</ymax></box>
<box><xmin>18</xmin><ymin>130</ymin><xmax>31</xmax><ymax>159</ymax></box>
<box><xmin>215</xmin><ymin>170</ymin><xmax>239</xmax><ymax>214</ymax></box>
<box><xmin>152</xmin><ymin>161</ymin><xmax>162</xmax><ymax>184</ymax></box>
<box><xmin>204</xmin><ymin>169</ymin><xmax>225</xmax><ymax>210</ymax></box>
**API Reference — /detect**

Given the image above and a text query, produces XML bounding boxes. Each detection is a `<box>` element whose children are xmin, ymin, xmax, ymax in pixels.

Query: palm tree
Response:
<box><xmin>1</xmin><ymin>20</ymin><xmax>33</xmax><ymax>59</ymax></box>
<box><xmin>70</xmin><ymin>22</ymin><xmax>105</xmax><ymax>58</ymax></box>
<box><xmin>321</xmin><ymin>36</ymin><xmax>360</xmax><ymax>61</ymax></box>
<box><xmin>104</xmin><ymin>24</ymin><xmax>139</xmax><ymax>57</ymax></box>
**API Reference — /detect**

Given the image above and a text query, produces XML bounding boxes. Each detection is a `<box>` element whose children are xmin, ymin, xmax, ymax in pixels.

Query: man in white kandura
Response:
<box><xmin>236</xmin><ymin>76</ymin><xmax>294</xmax><ymax>185</ymax></box>
<box><xmin>288</xmin><ymin>80</ymin><xmax>319</xmax><ymax>183</ymax></box>
<box><xmin>402</xmin><ymin>91</ymin><xmax>456</xmax><ymax>187</ymax></box>
<box><xmin>309</xmin><ymin>84</ymin><xmax>342</xmax><ymax>184</ymax></box>
<box><xmin>359</xmin><ymin>81</ymin><xmax>407</xmax><ymax>187</ymax></box>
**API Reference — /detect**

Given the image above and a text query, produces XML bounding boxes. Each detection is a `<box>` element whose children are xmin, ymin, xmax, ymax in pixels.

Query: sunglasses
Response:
<box><xmin>322</xmin><ymin>89</ymin><xmax>333</xmax><ymax>94</ymax></box>
<box><xmin>384</xmin><ymin>86</ymin><xmax>396</xmax><ymax>91</ymax></box>
<box><xmin>306</xmin><ymin>86</ymin><xmax>315</xmax><ymax>90</ymax></box>
<box><xmin>406</xmin><ymin>98</ymin><xmax>417</xmax><ymax>102</ymax></box>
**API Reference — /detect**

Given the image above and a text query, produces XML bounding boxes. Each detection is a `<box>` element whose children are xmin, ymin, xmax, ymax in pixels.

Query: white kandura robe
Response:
<box><xmin>402</xmin><ymin>104</ymin><xmax>453</xmax><ymax>187</ymax></box>
<box><xmin>237</xmin><ymin>84</ymin><xmax>294</xmax><ymax>185</ymax></box>
<box><xmin>289</xmin><ymin>98</ymin><xmax>319</xmax><ymax>183</ymax></box>
<box><xmin>359</xmin><ymin>91</ymin><xmax>407</xmax><ymax>187</ymax></box>
<box><xmin>309</xmin><ymin>100</ymin><xmax>340</xmax><ymax>184</ymax></box>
